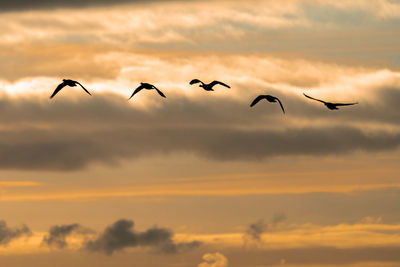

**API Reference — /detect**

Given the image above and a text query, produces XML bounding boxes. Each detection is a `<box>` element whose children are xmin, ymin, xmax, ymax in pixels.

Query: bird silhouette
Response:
<box><xmin>129</xmin><ymin>82</ymin><xmax>166</xmax><ymax>100</ymax></box>
<box><xmin>50</xmin><ymin>79</ymin><xmax>91</xmax><ymax>99</ymax></box>
<box><xmin>189</xmin><ymin>79</ymin><xmax>230</xmax><ymax>91</ymax></box>
<box><xmin>250</xmin><ymin>95</ymin><xmax>285</xmax><ymax>114</ymax></box>
<box><xmin>303</xmin><ymin>93</ymin><xmax>358</xmax><ymax>110</ymax></box>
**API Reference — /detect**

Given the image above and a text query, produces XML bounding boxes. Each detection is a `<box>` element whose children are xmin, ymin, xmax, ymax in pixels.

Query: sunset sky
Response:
<box><xmin>1</xmin><ymin>0</ymin><xmax>400</xmax><ymax>266</ymax></box>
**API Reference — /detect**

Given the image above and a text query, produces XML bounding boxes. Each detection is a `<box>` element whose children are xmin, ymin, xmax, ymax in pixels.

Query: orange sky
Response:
<box><xmin>0</xmin><ymin>0</ymin><xmax>400</xmax><ymax>266</ymax></box>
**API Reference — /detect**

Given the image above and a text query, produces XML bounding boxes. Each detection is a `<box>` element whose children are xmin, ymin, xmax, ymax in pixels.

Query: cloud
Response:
<box><xmin>245</xmin><ymin>213</ymin><xmax>287</xmax><ymax>242</ymax></box>
<box><xmin>0</xmin><ymin>220</ymin><xmax>31</xmax><ymax>246</ymax></box>
<box><xmin>0</xmin><ymin>44</ymin><xmax>120</xmax><ymax>82</ymax></box>
<box><xmin>0</xmin><ymin>91</ymin><xmax>399</xmax><ymax>171</ymax></box>
<box><xmin>312</xmin><ymin>0</ymin><xmax>400</xmax><ymax>19</ymax></box>
<box><xmin>85</xmin><ymin>219</ymin><xmax>200</xmax><ymax>255</ymax></box>
<box><xmin>246</xmin><ymin>220</ymin><xmax>265</xmax><ymax>241</ymax></box>
<box><xmin>0</xmin><ymin>0</ymin><xmax>192</xmax><ymax>12</ymax></box>
<box><xmin>198</xmin><ymin>252</ymin><xmax>228</xmax><ymax>267</ymax></box>
<box><xmin>1</xmin><ymin>0</ymin><xmax>399</xmax><ymax>70</ymax></box>
<box><xmin>42</xmin><ymin>223</ymin><xmax>93</xmax><ymax>249</ymax></box>
<box><xmin>0</xmin><ymin>42</ymin><xmax>367</xmax><ymax>86</ymax></box>
<box><xmin>1</xmin><ymin>120</ymin><xmax>399</xmax><ymax>171</ymax></box>
<box><xmin>3</xmin><ymin>218</ymin><xmax>400</xmax><ymax>265</ymax></box>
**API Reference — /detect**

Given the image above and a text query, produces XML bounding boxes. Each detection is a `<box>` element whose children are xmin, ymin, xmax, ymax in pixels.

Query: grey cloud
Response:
<box><xmin>0</xmin><ymin>91</ymin><xmax>399</xmax><ymax>171</ymax></box>
<box><xmin>245</xmin><ymin>220</ymin><xmax>265</xmax><ymax>241</ymax></box>
<box><xmin>257</xmin><ymin>86</ymin><xmax>400</xmax><ymax>126</ymax></box>
<box><xmin>302</xmin><ymin>3</ymin><xmax>371</xmax><ymax>26</ymax></box>
<box><xmin>0</xmin><ymin>0</ymin><xmax>191</xmax><ymax>12</ymax></box>
<box><xmin>42</xmin><ymin>223</ymin><xmax>93</xmax><ymax>249</ymax></box>
<box><xmin>0</xmin><ymin>220</ymin><xmax>31</xmax><ymax>246</ymax></box>
<box><xmin>245</xmin><ymin>213</ymin><xmax>286</xmax><ymax>241</ymax></box>
<box><xmin>85</xmin><ymin>219</ymin><xmax>201</xmax><ymax>255</ymax></box>
<box><xmin>1</xmin><ymin>121</ymin><xmax>399</xmax><ymax>171</ymax></box>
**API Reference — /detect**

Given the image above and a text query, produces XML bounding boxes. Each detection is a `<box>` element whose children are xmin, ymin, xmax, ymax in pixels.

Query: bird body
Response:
<box><xmin>189</xmin><ymin>79</ymin><xmax>230</xmax><ymax>91</ymax></box>
<box><xmin>250</xmin><ymin>94</ymin><xmax>285</xmax><ymax>114</ymax></box>
<box><xmin>303</xmin><ymin>93</ymin><xmax>358</xmax><ymax>110</ymax></box>
<box><xmin>129</xmin><ymin>82</ymin><xmax>166</xmax><ymax>99</ymax></box>
<box><xmin>50</xmin><ymin>79</ymin><xmax>91</xmax><ymax>98</ymax></box>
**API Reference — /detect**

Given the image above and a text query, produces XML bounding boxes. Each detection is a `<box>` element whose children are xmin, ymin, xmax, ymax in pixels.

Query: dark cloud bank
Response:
<box><xmin>41</xmin><ymin>219</ymin><xmax>200</xmax><ymax>255</ymax></box>
<box><xmin>0</xmin><ymin>0</ymin><xmax>189</xmax><ymax>12</ymax></box>
<box><xmin>0</xmin><ymin>220</ymin><xmax>31</xmax><ymax>245</ymax></box>
<box><xmin>0</xmin><ymin>90</ymin><xmax>399</xmax><ymax>171</ymax></box>
<box><xmin>85</xmin><ymin>219</ymin><xmax>200</xmax><ymax>255</ymax></box>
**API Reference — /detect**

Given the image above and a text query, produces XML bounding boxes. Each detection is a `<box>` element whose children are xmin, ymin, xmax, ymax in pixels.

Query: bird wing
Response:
<box><xmin>189</xmin><ymin>79</ymin><xmax>204</xmax><ymax>86</ymax></box>
<box><xmin>129</xmin><ymin>85</ymin><xmax>145</xmax><ymax>99</ymax></box>
<box><xmin>303</xmin><ymin>93</ymin><xmax>326</xmax><ymax>104</ymax></box>
<box><xmin>250</xmin><ymin>95</ymin><xmax>267</xmax><ymax>107</ymax></box>
<box><xmin>332</xmin><ymin>102</ymin><xmax>358</xmax><ymax>106</ymax></box>
<box><xmin>76</xmin><ymin>82</ymin><xmax>92</xmax><ymax>96</ymax></box>
<box><xmin>275</xmin><ymin>97</ymin><xmax>285</xmax><ymax>114</ymax></box>
<box><xmin>50</xmin><ymin>81</ymin><xmax>67</xmax><ymax>98</ymax></box>
<box><xmin>154</xmin><ymin>87</ymin><xmax>166</xmax><ymax>98</ymax></box>
<box><xmin>210</xmin><ymin>80</ymin><xmax>230</xmax><ymax>88</ymax></box>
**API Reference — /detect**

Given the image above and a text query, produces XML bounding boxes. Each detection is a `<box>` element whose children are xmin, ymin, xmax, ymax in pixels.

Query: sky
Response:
<box><xmin>0</xmin><ymin>0</ymin><xmax>400</xmax><ymax>266</ymax></box>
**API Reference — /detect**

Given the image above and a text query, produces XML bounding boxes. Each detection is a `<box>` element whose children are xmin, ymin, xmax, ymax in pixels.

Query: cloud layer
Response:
<box><xmin>0</xmin><ymin>89</ymin><xmax>398</xmax><ymax>171</ymax></box>
<box><xmin>1</xmin><ymin>0</ymin><xmax>399</xmax><ymax>72</ymax></box>
<box><xmin>3</xmin><ymin>218</ymin><xmax>400</xmax><ymax>266</ymax></box>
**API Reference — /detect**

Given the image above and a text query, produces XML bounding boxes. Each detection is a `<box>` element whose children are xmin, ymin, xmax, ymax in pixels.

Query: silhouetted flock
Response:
<box><xmin>51</xmin><ymin>79</ymin><xmax>359</xmax><ymax>113</ymax></box>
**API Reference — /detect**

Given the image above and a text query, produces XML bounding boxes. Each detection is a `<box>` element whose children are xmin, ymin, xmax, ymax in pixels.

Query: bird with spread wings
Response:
<box><xmin>129</xmin><ymin>83</ymin><xmax>166</xmax><ymax>100</ymax></box>
<box><xmin>50</xmin><ymin>79</ymin><xmax>92</xmax><ymax>99</ymax></box>
<box><xmin>303</xmin><ymin>93</ymin><xmax>358</xmax><ymax>110</ymax></box>
<box><xmin>189</xmin><ymin>79</ymin><xmax>230</xmax><ymax>91</ymax></box>
<box><xmin>250</xmin><ymin>95</ymin><xmax>285</xmax><ymax>114</ymax></box>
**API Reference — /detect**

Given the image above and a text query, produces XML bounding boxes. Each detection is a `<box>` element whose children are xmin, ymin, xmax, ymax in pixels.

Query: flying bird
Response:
<box><xmin>250</xmin><ymin>95</ymin><xmax>285</xmax><ymax>114</ymax></box>
<box><xmin>50</xmin><ymin>79</ymin><xmax>91</xmax><ymax>99</ymax></box>
<box><xmin>129</xmin><ymin>82</ymin><xmax>166</xmax><ymax>100</ymax></box>
<box><xmin>303</xmin><ymin>93</ymin><xmax>358</xmax><ymax>110</ymax></box>
<box><xmin>189</xmin><ymin>79</ymin><xmax>230</xmax><ymax>91</ymax></box>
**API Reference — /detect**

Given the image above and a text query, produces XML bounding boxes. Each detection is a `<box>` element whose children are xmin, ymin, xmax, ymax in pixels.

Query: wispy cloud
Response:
<box><xmin>42</xmin><ymin>223</ymin><xmax>93</xmax><ymax>249</ymax></box>
<box><xmin>244</xmin><ymin>213</ymin><xmax>287</xmax><ymax>242</ymax></box>
<box><xmin>0</xmin><ymin>0</ymin><xmax>398</xmax><ymax>68</ymax></box>
<box><xmin>0</xmin><ymin>220</ymin><xmax>31</xmax><ymax>246</ymax></box>
<box><xmin>0</xmin><ymin>181</ymin><xmax>41</xmax><ymax>188</ymax></box>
